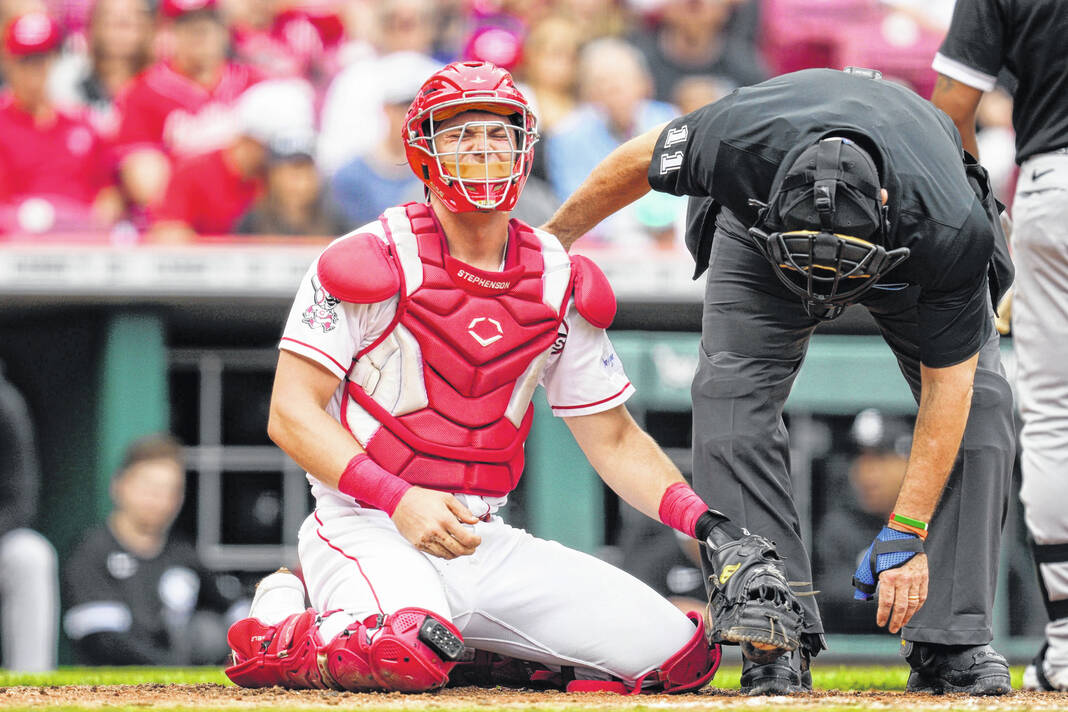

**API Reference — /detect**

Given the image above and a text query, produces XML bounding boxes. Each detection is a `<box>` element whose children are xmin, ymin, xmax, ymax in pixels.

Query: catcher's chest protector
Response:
<box><xmin>343</xmin><ymin>202</ymin><xmax>571</xmax><ymax>497</ymax></box>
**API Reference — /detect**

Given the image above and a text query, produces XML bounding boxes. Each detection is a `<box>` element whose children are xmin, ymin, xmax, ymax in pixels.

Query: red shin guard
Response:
<box><xmin>226</xmin><ymin>607</ymin><xmax>464</xmax><ymax>693</ymax></box>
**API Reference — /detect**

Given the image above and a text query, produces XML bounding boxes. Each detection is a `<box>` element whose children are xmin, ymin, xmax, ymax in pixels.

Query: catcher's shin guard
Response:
<box><xmin>565</xmin><ymin>612</ymin><xmax>721</xmax><ymax>694</ymax></box>
<box><xmin>355</xmin><ymin>607</ymin><xmax>465</xmax><ymax>692</ymax></box>
<box><xmin>226</xmin><ymin>607</ymin><xmax>464</xmax><ymax>692</ymax></box>
<box><xmin>703</xmin><ymin>531</ymin><xmax>804</xmax><ymax>663</ymax></box>
<box><xmin>225</xmin><ymin>609</ymin><xmax>335</xmax><ymax>689</ymax></box>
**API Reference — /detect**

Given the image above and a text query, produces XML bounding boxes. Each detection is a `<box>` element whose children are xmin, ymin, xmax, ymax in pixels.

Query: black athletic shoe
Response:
<box><xmin>740</xmin><ymin>648</ymin><xmax>812</xmax><ymax>695</ymax></box>
<box><xmin>902</xmin><ymin>642</ymin><xmax>1012</xmax><ymax>695</ymax></box>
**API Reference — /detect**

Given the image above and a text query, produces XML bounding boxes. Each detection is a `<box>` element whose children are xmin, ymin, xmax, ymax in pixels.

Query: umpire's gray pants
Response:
<box><xmin>691</xmin><ymin>228</ymin><xmax>1015</xmax><ymax>646</ymax></box>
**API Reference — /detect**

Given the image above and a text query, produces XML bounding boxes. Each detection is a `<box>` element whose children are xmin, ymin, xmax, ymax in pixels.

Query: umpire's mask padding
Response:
<box><xmin>748</xmin><ymin>137</ymin><xmax>909</xmax><ymax>320</ymax></box>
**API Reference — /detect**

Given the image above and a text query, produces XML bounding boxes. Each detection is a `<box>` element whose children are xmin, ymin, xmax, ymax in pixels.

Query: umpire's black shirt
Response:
<box><xmin>649</xmin><ymin>68</ymin><xmax>997</xmax><ymax>368</ymax></box>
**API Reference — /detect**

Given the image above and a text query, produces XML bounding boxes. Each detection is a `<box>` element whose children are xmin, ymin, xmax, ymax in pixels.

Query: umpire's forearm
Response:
<box><xmin>542</xmin><ymin>125</ymin><xmax>663</xmax><ymax>250</ymax></box>
<box><xmin>893</xmin><ymin>354</ymin><xmax>979</xmax><ymax>523</ymax></box>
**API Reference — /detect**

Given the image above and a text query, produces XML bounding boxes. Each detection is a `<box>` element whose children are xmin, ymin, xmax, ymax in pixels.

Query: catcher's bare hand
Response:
<box><xmin>392</xmin><ymin>487</ymin><xmax>481</xmax><ymax>559</ymax></box>
<box><xmin>876</xmin><ymin>553</ymin><xmax>929</xmax><ymax>634</ymax></box>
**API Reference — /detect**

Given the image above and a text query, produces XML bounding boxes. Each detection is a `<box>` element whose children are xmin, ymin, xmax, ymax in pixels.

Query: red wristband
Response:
<box><xmin>336</xmin><ymin>454</ymin><xmax>412</xmax><ymax>516</ymax></box>
<box><xmin>658</xmin><ymin>482</ymin><xmax>708</xmax><ymax>538</ymax></box>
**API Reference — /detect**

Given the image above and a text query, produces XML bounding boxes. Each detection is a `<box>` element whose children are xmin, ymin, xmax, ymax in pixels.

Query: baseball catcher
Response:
<box><xmin>223</xmin><ymin>60</ymin><xmax>730</xmax><ymax>696</ymax></box>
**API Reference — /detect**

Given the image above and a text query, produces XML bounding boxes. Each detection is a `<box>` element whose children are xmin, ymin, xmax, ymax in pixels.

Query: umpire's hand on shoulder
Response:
<box><xmin>391</xmin><ymin>487</ymin><xmax>482</xmax><ymax>560</ymax></box>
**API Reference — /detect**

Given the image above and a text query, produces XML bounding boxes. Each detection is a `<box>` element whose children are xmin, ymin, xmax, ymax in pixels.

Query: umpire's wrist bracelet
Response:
<box><xmin>888</xmin><ymin>511</ymin><xmax>929</xmax><ymax>540</ymax></box>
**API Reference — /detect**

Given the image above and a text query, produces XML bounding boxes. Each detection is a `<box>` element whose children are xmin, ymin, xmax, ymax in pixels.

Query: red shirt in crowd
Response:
<box><xmin>114</xmin><ymin>60</ymin><xmax>260</xmax><ymax>160</ymax></box>
<box><xmin>231</xmin><ymin>8</ymin><xmax>345</xmax><ymax>81</ymax></box>
<box><xmin>0</xmin><ymin>91</ymin><xmax>111</xmax><ymax>206</ymax></box>
<box><xmin>152</xmin><ymin>148</ymin><xmax>262</xmax><ymax>234</ymax></box>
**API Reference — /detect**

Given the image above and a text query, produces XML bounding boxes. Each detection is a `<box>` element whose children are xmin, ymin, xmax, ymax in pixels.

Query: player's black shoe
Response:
<box><xmin>740</xmin><ymin>647</ymin><xmax>812</xmax><ymax>695</ymax></box>
<box><xmin>902</xmin><ymin>642</ymin><xmax>1012</xmax><ymax>695</ymax></box>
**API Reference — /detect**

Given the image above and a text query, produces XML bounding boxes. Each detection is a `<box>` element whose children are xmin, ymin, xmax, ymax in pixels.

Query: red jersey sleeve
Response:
<box><xmin>151</xmin><ymin>163</ymin><xmax>195</xmax><ymax>225</ymax></box>
<box><xmin>114</xmin><ymin>79</ymin><xmax>168</xmax><ymax>156</ymax></box>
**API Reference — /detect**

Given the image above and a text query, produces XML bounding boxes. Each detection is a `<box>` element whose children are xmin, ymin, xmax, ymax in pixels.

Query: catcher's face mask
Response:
<box><xmin>749</xmin><ymin>137</ymin><xmax>910</xmax><ymax>320</ymax></box>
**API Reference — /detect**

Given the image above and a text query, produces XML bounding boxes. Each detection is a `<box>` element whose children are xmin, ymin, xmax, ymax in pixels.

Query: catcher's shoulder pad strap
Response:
<box><xmin>318</xmin><ymin>233</ymin><xmax>400</xmax><ymax>304</ymax></box>
<box><xmin>569</xmin><ymin>254</ymin><xmax>616</xmax><ymax>329</ymax></box>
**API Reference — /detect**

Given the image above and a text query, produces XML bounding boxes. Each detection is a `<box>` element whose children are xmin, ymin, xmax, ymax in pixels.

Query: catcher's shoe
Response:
<box><xmin>703</xmin><ymin>532</ymin><xmax>804</xmax><ymax>661</ymax></box>
<box><xmin>740</xmin><ymin>646</ymin><xmax>812</xmax><ymax>695</ymax></box>
<box><xmin>902</xmin><ymin>642</ymin><xmax>1011</xmax><ymax>695</ymax></box>
<box><xmin>249</xmin><ymin>568</ymin><xmax>307</xmax><ymax>626</ymax></box>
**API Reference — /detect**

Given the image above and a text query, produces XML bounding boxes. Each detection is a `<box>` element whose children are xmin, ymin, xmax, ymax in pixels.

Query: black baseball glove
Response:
<box><xmin>699</xmin><ymin>516</ymin><xmax>804</xmax><ymax>664</ymax></box>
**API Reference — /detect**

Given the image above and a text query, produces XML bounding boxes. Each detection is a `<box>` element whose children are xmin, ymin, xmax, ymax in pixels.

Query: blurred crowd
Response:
<box><xmin>0</xmin><ymin>0</ymin><xmax>1017</xmax><ymax>249</ymax></box>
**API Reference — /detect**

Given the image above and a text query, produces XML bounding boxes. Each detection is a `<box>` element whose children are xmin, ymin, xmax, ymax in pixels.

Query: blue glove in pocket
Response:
<box><xmin>852</xmin><ymin>526</ymin><xmax>925</xmax><ymax>601</ymax></box>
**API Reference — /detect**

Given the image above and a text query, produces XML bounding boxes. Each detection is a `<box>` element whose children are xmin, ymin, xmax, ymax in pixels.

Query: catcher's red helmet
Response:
<box><xmin>403</xmin><ymin>61</ymin><xmax>538</xmax><ymax>213</ymax></box>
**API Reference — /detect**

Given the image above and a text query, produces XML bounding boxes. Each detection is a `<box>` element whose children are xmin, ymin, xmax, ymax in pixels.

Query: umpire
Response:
<box><xmin>544</xmin><ymin>68</ymin><xmax>1016</xmax><ymax>695</ymax></box>
<box><xmin>931</xmin><ymin>0</ymin><xmax>1068</xmax><ymax>693</ymax></box>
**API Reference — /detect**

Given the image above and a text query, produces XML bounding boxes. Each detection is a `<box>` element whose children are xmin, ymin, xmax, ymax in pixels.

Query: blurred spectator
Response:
<box><xmin>879</xmin><ymin>0</ymin><xmax>955</xmax><ymax>33</ymax></box>
<box><xmin>0</xmin><ymin>362</ymin><xmax>58</xmax><ymax>672</ymax></box>
<box><xmin>556</xmin><ymin>0</ymin><xmax>628</xmax><ymax>41</ymax></box>
<box><xmin>235</xmin><ymin>128</ymin><xmax>346</xmax><ymax>236</ymax></box>
<box><xmin>0</xmin><ymin>11</ymin><xmax>121</xmax><ymax>236</ymax></box>
<box><xmin>630</xmin><ymin>0</ymin><xmax>768</xmax><ymax>103</ymax></box>
<box><xmin>329</xmin><ymin>60</ymin><xmax>425</xmax><ymax>227</ymax></box>
<box><xmin>459</xmin><ymin>5</ymin><xmax>525</xmax><ymax>72</ymax></box>
<box><xmin>812</xmin><ymin>409</ymin><xmax>912</xmax><ymax>634</ymax></box>
<box><xmin>974</xmin><ymin>88</ymin><xmax>1017</xmax><ymax>203</ymax></box>
<box><xmin>62</xmin><ymin>433</ymin><xmax>246</xmax><ymax>665</ymax></box>
<box><xmin>225</xmin><ymin>0</ymin><xmax>346</xmax><ymax>89</ymax></box>
<box><xmin>671</xmin><ymin>73</ymin><xmax>730</xmax><ymax>114</ymax></box>
<box><xmin>48</xmin><ymin>0</ymin><xmax>153</xmax><ymax>140</ymax></box>
<box><xmin>151</xmin><ymin>78</ymin><xmax>313</xmax><ymax>240</ymax></box>
<box><xmin>113</xmin><ymin>0</ymin><xmax>259</xmax><ymax>217</ymax></box>
<box><xmin>515</xmin><ymin>15</ymin><xmax>581</xmax><ymax>134</ymax></box>
<box><xmin>317</xmin><ymin>0</ymin><xmax>438</xmax><ymax>174</ymax></box>
<box><xmin>544</xmin><ymin>37</ymin><xmax>682</xmax><ymax>246</ymax></box>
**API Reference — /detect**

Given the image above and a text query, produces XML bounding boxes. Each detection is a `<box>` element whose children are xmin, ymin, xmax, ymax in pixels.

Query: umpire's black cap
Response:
<box><xmin>772</xmin><ymin>137</ymin><xmax>884</xmax><ymax>240</ymax></box>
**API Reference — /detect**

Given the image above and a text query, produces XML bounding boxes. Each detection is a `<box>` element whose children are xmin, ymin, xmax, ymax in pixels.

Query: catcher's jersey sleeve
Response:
<box><xmin>279</xmin><ymin>258</ymin><xmax>398</xmax><ymax>380</ymax></box>
<box><xmin>542</xmin><ymin>299</ymin><xmax>634</xmax><ymax>417</ymax></box>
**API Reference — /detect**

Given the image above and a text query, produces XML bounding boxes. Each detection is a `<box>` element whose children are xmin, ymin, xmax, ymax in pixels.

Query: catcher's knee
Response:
<box><xmin>566</xmin><ymin>612</ymin><xmax>721</xmax><ymax>694</ymax></box>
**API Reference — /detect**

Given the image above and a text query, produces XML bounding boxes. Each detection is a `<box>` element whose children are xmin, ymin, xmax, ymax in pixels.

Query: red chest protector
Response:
<box><xmin>338</xmin><ymin>203</ymin><xmax>570</xmax><ymax>497</ymax></box>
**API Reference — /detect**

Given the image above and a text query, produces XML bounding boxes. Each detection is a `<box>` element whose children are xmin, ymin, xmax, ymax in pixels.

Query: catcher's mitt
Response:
<box><xmin>703</xmin><ymin>532</ymin><xmax>804</xmax><ymax>664</ymax></box>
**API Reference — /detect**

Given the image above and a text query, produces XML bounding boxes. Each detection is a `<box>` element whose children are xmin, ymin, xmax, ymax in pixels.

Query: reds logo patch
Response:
<box><xmin>302</xmin><ymin>275</ymin><xmax>340</xmax><ymax>332</ymax></box>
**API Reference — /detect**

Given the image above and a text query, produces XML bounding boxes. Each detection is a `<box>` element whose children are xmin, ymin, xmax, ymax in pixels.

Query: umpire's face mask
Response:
<box><xmin>748</xmin><ymin>137</ymin><xmax>910</xmax><ymax>320</ymax></box>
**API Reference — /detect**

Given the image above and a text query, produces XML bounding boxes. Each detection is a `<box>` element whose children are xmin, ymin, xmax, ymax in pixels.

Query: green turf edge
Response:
<box><xmin>0</xmin><ymin>664</ymin><xmax>1028</xmax><ymax>692</ymax></box>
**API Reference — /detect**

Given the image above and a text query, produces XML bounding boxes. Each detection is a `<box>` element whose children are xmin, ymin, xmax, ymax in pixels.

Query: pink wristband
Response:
<box><xmin>658</xmin><ymin>482</ymin><xmax>709</xmax><ymax>538</ymax></box>
<box><xmin>336</xmin><ymin>454</ymin><xmax>412</xmax><ymax>516</ymax></box>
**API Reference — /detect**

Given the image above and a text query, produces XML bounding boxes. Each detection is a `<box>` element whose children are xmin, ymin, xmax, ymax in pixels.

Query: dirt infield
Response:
<box><xmin>2</xmin><ymin>684</ymin><xmax>1068</xmax><ymax>710</ymax></box>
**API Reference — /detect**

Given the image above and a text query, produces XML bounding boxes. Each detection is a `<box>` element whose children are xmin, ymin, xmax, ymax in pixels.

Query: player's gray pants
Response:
<box><xmin>691</xmin><ymin>228</ymin><xmax>1015</xmax><ymax>646</ymax></box>
<box><xmin>0</xmin><ymin>528</ymin><xmax>58</xmax><ymax>671</ymax></box>
<box><xmin>1013</xmin><ymin>150</ymin><xmax>1068</xmax><ymax>672</ymax></box>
